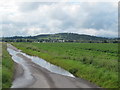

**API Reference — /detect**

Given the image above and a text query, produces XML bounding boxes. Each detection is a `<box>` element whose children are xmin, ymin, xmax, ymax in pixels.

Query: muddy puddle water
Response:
<box><xmin>7</xmin><ymin>48</ymin><xmax>34</xmax><ymax>88</ymax></box>
<box><xmin>22</xmin><ymin>53</ymin><xmax>74</xmax><ymax>77</ymax></box>
<box><xmin>7</xmin><ymin>46</ymin><xmax>74</xmax><ymax>83</ymax></box>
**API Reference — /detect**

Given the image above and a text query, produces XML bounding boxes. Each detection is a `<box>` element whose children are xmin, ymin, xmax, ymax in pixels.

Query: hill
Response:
<box><xmin>33</xmin><ymin>33</ymin><xmax>108</xmax><ymax>40</ymax></box>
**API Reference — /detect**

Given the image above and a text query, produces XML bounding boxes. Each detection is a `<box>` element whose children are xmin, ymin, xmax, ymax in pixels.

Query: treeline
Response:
<box><xmin>1</xmin><ymin>38</ymin><xmax>119</xmax><ymax>43</ymax></box>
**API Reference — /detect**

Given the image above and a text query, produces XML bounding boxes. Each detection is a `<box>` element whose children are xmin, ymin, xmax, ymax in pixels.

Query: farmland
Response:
<box><xmin>12</xmin><ymin>42</ymin><xmax>118</xmax><ymax>88</ymax></box>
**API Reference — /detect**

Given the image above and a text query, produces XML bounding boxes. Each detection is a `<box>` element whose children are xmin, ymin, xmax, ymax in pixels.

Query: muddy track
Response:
<box><xmin>7</xmin><ymin>44</ymin><xmax>100</xmax><ymax>88</ymax></box>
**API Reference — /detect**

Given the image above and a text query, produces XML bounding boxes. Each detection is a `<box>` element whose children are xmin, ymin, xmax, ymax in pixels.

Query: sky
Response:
<box><xmin>0</xmin><ymin>0</ymin><xmax>118</xmax><ymax>37</ymax></box>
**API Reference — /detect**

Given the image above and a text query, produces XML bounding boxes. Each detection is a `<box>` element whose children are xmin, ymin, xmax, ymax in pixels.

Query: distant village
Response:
<box><xmin>1</xmin><ymin>38</ymin><xmax>119</xmax><ymax>43</ymax></box>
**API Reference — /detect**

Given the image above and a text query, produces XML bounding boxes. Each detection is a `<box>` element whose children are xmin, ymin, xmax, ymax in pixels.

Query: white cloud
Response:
<box><xmin>25</xmin><ymin>27</ymin><xmax>42</xmax><ymax>36</ymax></box>
<box><xmin>96</xmin><ymin>29</ymin><xmax>118</xmax><ymax>37</ymax></box>
<box><xmin>0</xmin><ymin>1</ymin><xmax>118</xmax><ymax>37</ymax></box>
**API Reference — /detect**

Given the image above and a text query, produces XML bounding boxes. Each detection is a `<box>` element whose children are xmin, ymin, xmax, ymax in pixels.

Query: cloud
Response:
<box><xmin>0</xmin><ymin>2</ymin><xmax>118</xmax><ymax>37</ymax></box>
<box><xmin>81</xmin><ymin>3</ymin><xmax>118</xmax><ymax>31</ymax></box>
<box><xmin>77</xmin><ymin>28</ymin><xmax>118</xmax><ymax>37</ymax></box>
<box><xmin>18</xmin><ymin>2</ymin><xmax>41</xmax><ymax>12</ymax></box>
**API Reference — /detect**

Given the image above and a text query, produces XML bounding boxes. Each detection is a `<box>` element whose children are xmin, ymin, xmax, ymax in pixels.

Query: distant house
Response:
<box><xmin>58</xmin><ymin>40</ymin><xmax>65</xmax><ymax>42</ymax></box>
<box><xmin>42</xmin><ymin>41</ymin><xmax>46</xmax><ymax>43</ymax></box>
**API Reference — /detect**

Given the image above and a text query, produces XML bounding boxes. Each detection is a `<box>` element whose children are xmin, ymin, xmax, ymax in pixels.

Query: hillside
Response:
<box><xmin>33</xmin><ymin>33</ymin><xmax>108</xmax><ymax>40</ymax></box>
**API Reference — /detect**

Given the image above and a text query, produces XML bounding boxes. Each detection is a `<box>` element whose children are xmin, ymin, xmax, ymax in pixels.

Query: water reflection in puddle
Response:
<box><xmin>7</xmin><ymin>48</ymin><xmax>34</xmax><ymax>88</ymax></box>
<box><xmin>7</xmin><ymin>47</ymin><xmax>75</xmax><ymax>78</ymax></box>
<box><xmin>22</xmin><ymin>52</ymin><xmax>75</xmax><ymax>77</ymax></box>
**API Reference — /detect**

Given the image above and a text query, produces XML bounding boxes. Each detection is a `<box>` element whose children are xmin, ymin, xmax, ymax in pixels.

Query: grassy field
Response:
<box><xmin>2</xmin><ymin>43</ymin><xmax>14</xmax><ymax>88</ymax></box>
<box><xmin>12</xmin><ymin>42</ymin><xmax>118</xmax><ymax>88</ymax></box>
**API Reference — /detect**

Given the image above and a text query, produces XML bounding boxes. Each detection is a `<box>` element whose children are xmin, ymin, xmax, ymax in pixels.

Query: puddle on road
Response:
<box><xmin>7</xmin><ymin>47</ymin><xmax>74</xmax><ymax>78</ymax></box>
<box><xmin>7</xmin><ymin>48</ymin><xmax>34</xmax><ymax>88</ymax></box>
<box><xmin>22</xmin><ymin>53</ymin><xmax>75</xmax><ymax>77</ymax></box>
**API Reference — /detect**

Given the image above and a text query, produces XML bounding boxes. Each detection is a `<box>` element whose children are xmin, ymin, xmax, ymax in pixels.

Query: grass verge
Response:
<box><xmin>2</xmin><ymin>43</ymin><xmax>14</xmax><ymax>88</ymax></box>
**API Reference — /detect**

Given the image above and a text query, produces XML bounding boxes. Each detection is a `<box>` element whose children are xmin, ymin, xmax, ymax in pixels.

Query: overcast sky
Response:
<box><xmin>0</xmin><ymin>1</ymin><xmax>118</xmax><ymax>37</ymax></box>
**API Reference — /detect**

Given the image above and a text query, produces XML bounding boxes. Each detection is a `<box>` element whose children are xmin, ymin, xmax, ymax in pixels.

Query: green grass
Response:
<box><xmin>12</xmin><ymin>42</ymin><xmax>119</xmax><ymax>88</ymax></box>
<box><xmin>2</xmin><ymin>43</ymin><xmax>14</xmax><ymax>88</ymax></box>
